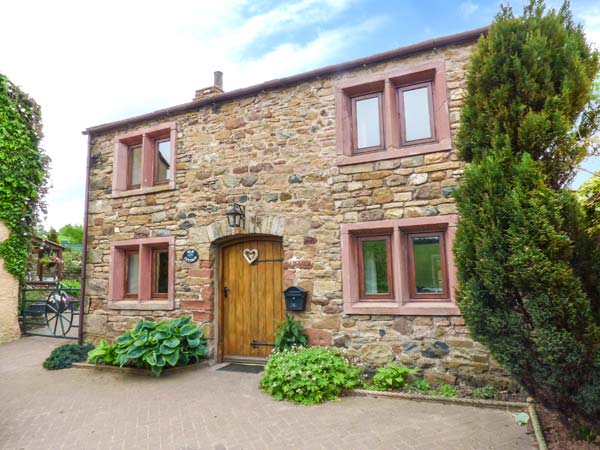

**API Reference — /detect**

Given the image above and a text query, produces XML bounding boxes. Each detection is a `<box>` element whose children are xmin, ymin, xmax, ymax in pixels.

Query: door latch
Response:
<box><xmin>223</xmin><ymin>287</ymin><xmax>229</xmax><ymax>298</ymax></box>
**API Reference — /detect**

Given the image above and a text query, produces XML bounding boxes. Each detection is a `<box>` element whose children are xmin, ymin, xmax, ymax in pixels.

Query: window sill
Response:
<box><xmin>111</xmin><ymin>181</ymin><xmax>176</xmax><ymax>199</ymax></box>
<box><xmin>343</xmin><ymin>300</ymin><xmax>460</xmax><ymax>316</ymax></box>
<box><xmin>108</xmin><ymin>299</ymin><xmax>174</xmax><ymax>311</ymax></box>
<box><xmin>336</xmin><ymin>138</ymin><xmax>451</xmax><ymax>166</ymax></box>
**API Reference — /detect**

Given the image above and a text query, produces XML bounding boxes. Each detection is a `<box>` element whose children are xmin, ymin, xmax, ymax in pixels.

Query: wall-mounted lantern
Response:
<box><xmin>226</xmin><ymin>203</ymin><xmax>245</xmax><ymax>228</ymax></box>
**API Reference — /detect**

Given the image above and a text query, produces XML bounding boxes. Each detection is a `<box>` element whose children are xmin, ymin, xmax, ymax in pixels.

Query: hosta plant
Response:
<box><xmin>87</xmin><ymin>339</ymin><xmax>117</xmax><ymax>365</ymax></box>
<box><xmin>260</xmin><ymin>347</ymin><xmax>360</xmax><ymax>405</ymax></box>
<box><xmin>87</xmin><ymin>316</ymin><xmax>207</xmax><ymax>375</ymax></box>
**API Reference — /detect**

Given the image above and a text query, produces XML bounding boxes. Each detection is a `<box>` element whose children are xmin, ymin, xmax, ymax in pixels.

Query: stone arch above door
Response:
<box><xmin>207</xmin><ymin>215</ymin><xmax>286</xmax><ymax>244</ymax></box>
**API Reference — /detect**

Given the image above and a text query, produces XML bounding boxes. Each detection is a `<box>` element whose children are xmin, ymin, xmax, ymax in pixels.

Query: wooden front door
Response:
<box><xmin>219</xmin><ymin>237</ymin><xmax>285</xmax><ymax>360</ymax></box>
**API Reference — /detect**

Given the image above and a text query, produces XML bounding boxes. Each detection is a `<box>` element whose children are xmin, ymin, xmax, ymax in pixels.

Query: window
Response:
<box><xmin>352</xmin><ymin>93</ymin><xmax>384</xmax><ymax>152</ymax></box>
<box><xmin>108</xmin><ymin>236</ymin><xmax>175</xmax><ymax>310</ymax></box>
<box><xmin>357</xmin><ymin>234</ymin><xmax>393</xmax><ymax>299</ymax></box>
<box><xmin>112</xmin><ymin>122</ymin><xmax>176</xmax><ymax>197</ymax></box>
<box><xmin>407</xmin><ymin>232</ymin><xmax>448</xmax><ymax>299</ymax></box>
<box><xmin>398</xmin><ymin>82</ymin><xmax>435</xmax><ymax>145</ymax></box>
<box><xmin>155</xmin><ymin>139</ymin><xmax>171</xmax><ymax>183</ymax></box>
<box><xmin>341</xmin><ymin>216</ymin><xmax>459</xmax><ymax>315</ymax></box>
<box><xmin>335</xmin><ymin>61</ymin><xmax>452</xmax><ymax>165</ymax></box>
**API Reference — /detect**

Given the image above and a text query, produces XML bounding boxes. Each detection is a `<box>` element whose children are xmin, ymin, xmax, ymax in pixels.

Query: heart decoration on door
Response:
<box><xmin>243</xmin><ymin>248</ymin><xmax>258</xmax><ymax>264</ymax></box>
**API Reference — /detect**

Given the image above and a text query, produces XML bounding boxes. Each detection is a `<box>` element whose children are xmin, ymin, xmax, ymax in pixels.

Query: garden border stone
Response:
<box><xmin>72</xmin><ymin>360</ymin><xmax>210</xmax><ymax>376</ymax></box>
<box><xmin>346</xmin><ymin>389</ymin><xmax>548</xmax><ymax>450</ymax></box>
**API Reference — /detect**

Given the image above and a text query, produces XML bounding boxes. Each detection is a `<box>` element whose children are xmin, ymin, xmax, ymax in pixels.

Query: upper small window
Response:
<box><xmin>352</xmin><ymin>92</ymin><xmax>384</xmax><ymax>153</ymax></box>
<box><xmin>407</xmin><ymin>232</ymin><xmax>448</xmax><ymax>299</ymax></box>
<box><xmin>128</xmin><ymin>145</ymin><xmax>142</xmax><ymax>188</ymax></box>
<box><xmin>112</xmin><ymin>122</ymin><xmax>176</xmax><ymax>197</ymax></box>
<box><xmin>155</xmin><ymin>138</ymin><xmax>171</xmax><ymax>183</ymax></box>
<box><xmin>357</xmin><ymin>234</ymin><xmax>393</xmax><ymax>299</ymax></box>
<box><xmin>398</xmin><ymin>82</ymin><xmax>435</xmax><ymax>146</ymax></box>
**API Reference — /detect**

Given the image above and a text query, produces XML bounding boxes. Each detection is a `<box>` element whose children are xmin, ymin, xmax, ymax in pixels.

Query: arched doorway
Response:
<box><xmin>218</xmin><ymin>235</ymin><xmax>285</xmax><ymax>362</ymax></box>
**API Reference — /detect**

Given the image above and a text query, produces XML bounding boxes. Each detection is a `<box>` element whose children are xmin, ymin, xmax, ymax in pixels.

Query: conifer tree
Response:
<box><xmin>454</xmin><ymin>0</ymin><xmax>600</xmax><ymax>423</ymax></box>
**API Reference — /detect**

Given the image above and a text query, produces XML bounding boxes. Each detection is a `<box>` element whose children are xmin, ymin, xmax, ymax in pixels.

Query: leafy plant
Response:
<box><xmin>410</xmin><ymin>378</ymin><xmax>433</xmax><ymax>395</ymax></box>
<box><xmin>454</xmin><ymin>0</ymin><xmax>600</xmax><ymax>424</ymax></box>
<box><xmin>470</xmin><ymin>384</ymin><xmax>496</xmax><ymax>399</ymax></box>
<box><xmin>273</xmin><ymin>313</ymin><xmax>308</xmax><ymax>351</ymax></box>
<box><xmin>43</xmin><ymin>343</ymin><xmax>94</xmax><ymax>370</ymax></box>
<box><xmin>572</xmin><ymin>424</ymin><xmax>599</xmax><ymax>442</ymax></box>
<box><xmin>437</xmin><ymin>384</ymin><xmax>459</xmax><ymax>398</ymax></box>
<box><xmin>259</xmin><ymin>347</ymin><xmax>360</xmax><ymax>405</ymax></box>
<box><xmin>87</xmin><ymin>316</ymin><xmax>208</xmax><ymax>375</ymax></box>
<box><xmin>87</xmin><ymin>339</ymin><xmax>117</xmax><ymax>365</ymax></box>
<box><xmin>513</xmin><ymin>412</ymin><xmax>530</xmax><ymax>426</ymax></box>
<box><xmin>368</xmin><ymin>364</ymin><xmax>417</xmax><ymax>391</ymax></box>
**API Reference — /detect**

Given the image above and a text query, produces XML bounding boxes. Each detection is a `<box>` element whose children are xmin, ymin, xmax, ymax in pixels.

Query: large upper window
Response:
<box><xmin>352</xmin><ymin>93</ymin><xmax>384</xmax><ymax>153</ymax></box>
<box><xmin>112</xmin><ymin>122</ymin><xmax>176</xmax><ymax>197</ymax></box>
<box><xmin>335</xmin><ymin>62</ymin><xmax>452</xmax><ymax>165</ymax></box>
<box><xmin>340</xmin><ymin>216</ymin><xmax>459</xmax><ymax>316</ymax></box>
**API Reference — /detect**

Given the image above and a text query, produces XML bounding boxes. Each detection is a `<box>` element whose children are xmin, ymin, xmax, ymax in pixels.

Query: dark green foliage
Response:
<box><xmin>454</xmin><ymin>0</ymin><xmax>600</xmax><ymax>423</ymax></box>
<box><xmin>470</xmin><ymin>384</ymin><xmax>496</xmax><ymax>399</ymax></box>
<box><xmin>0</xmin><ymin>74</ymin><xmax>49</xmax><ymax>279</ymax></box>
<box><xmin>43</xmin><ymin>343</ymin><xmax>94</xmax><ymax>370</ymax></box>
<box><xmin>368</xmin><ymin>364</ymin><xmax>417</xmax><ymax>391</ymax></box>
<box><xmin>273</xmin><ymin>313</ymin><xmax>308</xmax><ymax>351</ymax></box>
<box><xmin>87</xmin><ymin>316</ymin><xmax>208</xmax><ymax>375</ymax></box>
<box><xmin>259</xmin><ymin>347</ymin><xmax>360</xmax><ymax>405</ymax></box>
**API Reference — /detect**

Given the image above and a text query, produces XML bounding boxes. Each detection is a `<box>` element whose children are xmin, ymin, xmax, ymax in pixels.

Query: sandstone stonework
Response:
<box><xmin>83</xmin><ymin>41</ymin><xmax>511</xmax><ymax>386</ymax></box>
<box><xmin>0</xmin><ymin>221</ymin><xmax>20</xmax><ymax>344</ymax></box>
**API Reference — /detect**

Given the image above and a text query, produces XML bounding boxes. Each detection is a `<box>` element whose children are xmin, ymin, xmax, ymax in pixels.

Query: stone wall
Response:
<box><xmin>83</xmin><ymin>42</ymin><xmax>512</xmax><ymax>387</ymax></box>
<box><xmin>0</xmin><ymin>221</ymin><xmax>20</xmax><ymax>344</ymax></box>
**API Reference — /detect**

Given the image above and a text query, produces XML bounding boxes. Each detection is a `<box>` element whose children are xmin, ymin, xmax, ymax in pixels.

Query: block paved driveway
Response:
<box><xmin>0</xmin><ymin>337</ymin><xmax>537</xmax><ymax>450</ymax></box>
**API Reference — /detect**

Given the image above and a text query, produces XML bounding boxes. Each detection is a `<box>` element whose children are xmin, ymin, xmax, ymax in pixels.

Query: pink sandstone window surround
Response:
<box><xmin>112</xmin><ymin>122</ymin><xmax>177</xmax><ymax>198</ymax></box>
<box><xmin>108</xmin><ymin>236</ymin><xmax>175</xmax><ymax>310</ymax></box>
<box><xmin>334</xmin><ymin>61</ymin><xmax>452</xmax><ymax>166</ymax></box>
<box><xmin>340</xmin><ymin>215</ymin><xmax>459</xmax><ymax>316</ymax></box>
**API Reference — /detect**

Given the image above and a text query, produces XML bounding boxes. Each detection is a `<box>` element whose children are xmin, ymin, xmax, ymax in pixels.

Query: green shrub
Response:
<box><xmin>454</xmin><ymin>0</ymin><xmax>600</xmax><ymax>424</ymax></box>
<box><xmin>273</xmin><ymin>313</ymin><xmax>308</xmax><ymax>351</ymax></box>
<box><xmin>437</xmin><ymin>384</ymin><xmax>459</xmax><ymax>398</ymax></box>
<box><xmin>410</xmin><ymin>379</ymin><xmax>433</xmax><ymax>395</ymax></box>
<box><xmin>368</xmin><ymin>364</ymin><xmax>417</xmax><ymax>391</ymax></box>
<box><xmin>43</xmin><ymin>343</ymin><xmax>94</xmax><ymax>370</ymax></box>
<box><xmin>470</xmin><ymin>385</ymin><xmax>496</xmax><ymax>399</ymax></box>
<box><xmin>259</xmin><ymin>347</ymin><xmax>360</xmax><ymax>405</ymax></box>
<box><xmin>87</xmin><ymin>316</ymin><xmax>208</xmax><ymax>375</ymax></box>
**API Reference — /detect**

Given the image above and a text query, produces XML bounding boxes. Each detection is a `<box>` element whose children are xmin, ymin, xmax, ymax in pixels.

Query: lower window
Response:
<box><xmin>109</xmin><ymin>236</ymin><xmax>174</xmax><ymax>308</ymax></box>
<box><xmin>341</xmin><ymin>216</ymin><xmax>459</xmax><ymax>315</ymax></box>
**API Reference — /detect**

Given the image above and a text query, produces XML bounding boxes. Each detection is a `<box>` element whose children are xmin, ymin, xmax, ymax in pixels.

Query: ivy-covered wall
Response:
<box><xmin>0</xmin><ymin>73</ymin><xmax>49</xmax><ymax>280</ymax></box>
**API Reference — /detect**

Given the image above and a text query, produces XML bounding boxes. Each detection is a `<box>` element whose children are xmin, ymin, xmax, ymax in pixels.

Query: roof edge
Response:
<box><xmin>84</xmin><ymin>26</ymin><xmax>488</xmax><ymax>136</ymax></box>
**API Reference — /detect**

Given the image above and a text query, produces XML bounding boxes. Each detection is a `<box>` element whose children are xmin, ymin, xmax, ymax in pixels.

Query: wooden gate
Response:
<box><xmin>219</xmin><ymin>236</ymin><xmax>285</xmax><ymax>361</ymax></box>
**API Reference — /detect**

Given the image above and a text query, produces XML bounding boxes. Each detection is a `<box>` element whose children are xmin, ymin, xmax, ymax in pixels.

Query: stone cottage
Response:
<box><xmin>82</xmin><ymin>26</ymin><xmax>506</xmax><ymax>386</ymax></box>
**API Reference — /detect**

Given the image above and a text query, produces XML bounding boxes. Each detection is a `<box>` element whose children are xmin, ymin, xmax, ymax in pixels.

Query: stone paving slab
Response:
<box><xmin>0</xmin><ymin>337</ymin><xmax>537</xmax><ymax>450</ymax></box>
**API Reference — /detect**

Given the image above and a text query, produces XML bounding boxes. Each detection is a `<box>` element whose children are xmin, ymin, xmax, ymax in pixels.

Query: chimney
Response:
<box><xmin>194</xmin><ymin>71</ymin><xmax>224</xmax><ymax>101</ymax></box>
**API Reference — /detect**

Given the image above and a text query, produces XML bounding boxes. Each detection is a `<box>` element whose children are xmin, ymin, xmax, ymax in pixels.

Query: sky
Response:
<box><xmin>1</xmin><ymin>0</ymin><xmax>599</xmax><ymax>229</ymax></box>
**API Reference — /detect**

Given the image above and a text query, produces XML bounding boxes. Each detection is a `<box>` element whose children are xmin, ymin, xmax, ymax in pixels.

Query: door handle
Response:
<box><xmin>223</xmin><ymin>287</ymin><xmax>229</xmax><ymax>298</ymax></box>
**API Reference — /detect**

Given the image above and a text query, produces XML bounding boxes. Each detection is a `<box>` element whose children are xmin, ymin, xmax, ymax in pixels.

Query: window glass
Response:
<box><xmin>156</xmin><ymin>140</ymin><xmax>171</xmax><ymax>181</ymax></box>
<box><xmin>129</xmin><ymin>145</ymin><xmax>142</xmax><ymax>186</ymax></box>
<box><xmin>126</xmin><ymin>252</ymin><xmax>139</xmax><ymax>294</ymax></box>
<box><xmin>403</xmin><ymin>87</ymin><xmax>432</xmax><ymax>142</ymax></box>
<box><xmin>362</xmin><ymin>239</ymin><xmax>389</xmax><ymax>294</ymax></box>
<box><xmin>355</xmin><ymin>96</ymin><xmax>381</xmax><ymax>149</ymax></box>
<box><xmin>154</xmin><ymin>251</ymin><xmax>169</xmax><ymax>294</ymax></box>
<box><xmin>412</xmin><ymin>236</ymin><xmax>443</xmax><ymax>294</ymax></box>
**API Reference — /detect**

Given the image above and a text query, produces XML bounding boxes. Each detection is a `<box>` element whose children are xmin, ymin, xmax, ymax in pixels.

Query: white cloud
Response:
<box><xmin>460</xmin><ymin>1</ymin><xmax>479</xmax><ymax>19</ymax></box>
<box><xmin>0</xmin><ymin>0</ymin><xmax>373</xmax><ymax>229</ymax></box>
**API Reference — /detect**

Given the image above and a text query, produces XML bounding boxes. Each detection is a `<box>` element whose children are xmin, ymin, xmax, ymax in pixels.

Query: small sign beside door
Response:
<box><xmin>182</xmin><ymin>249</ymin><xmax>199</xmax><ymax>263</ymax></box>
